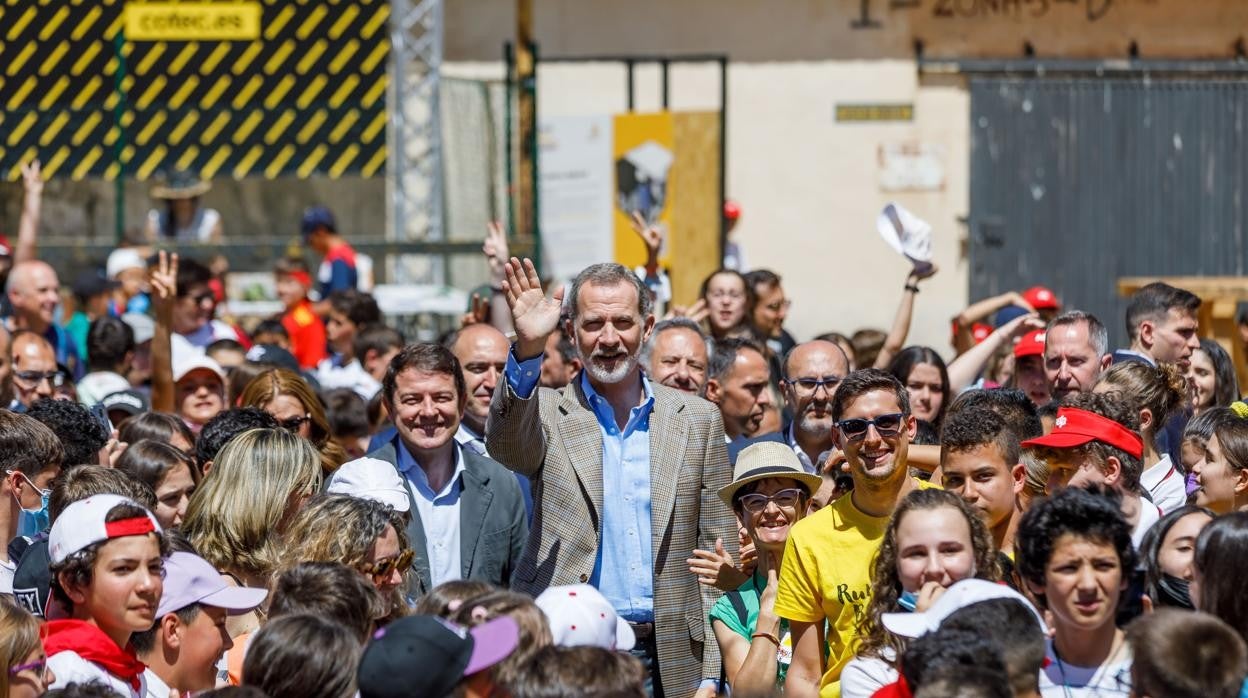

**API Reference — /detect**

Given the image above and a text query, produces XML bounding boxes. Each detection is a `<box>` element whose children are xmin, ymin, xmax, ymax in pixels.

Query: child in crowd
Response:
<box><xmin>173</xmin><ymin>354</ymin><xmax>227</xmax><ymax>435</ymax></box>
<box><xmin>114</xmin><ymin>440</ymin><xmax>200</xmax><ymax>528</ymax></box>
<box><xmin>249</xmin><ymin>319</ymin><xmax>291</xmax><ymax>350</ymax></box>
<box><xmin>274</xmin><ymin>257</ymin><xmax>328</xmax><ymax>370</ymax></box>
<box><xmin>357</xmin><ymin>614</ymin><xmax>520</xmax><ymax>698</ymax></box>
<box><xmin>44</xmin><ymin>495</ymin><xmax>167</xmax><ymax>697</ymax></box>
<box><xmin>132</xmin><ymin>552</ymin><xmax>267</xmax><ymax>697</ymax></box>
<box><xmin>1</xmin><ymin>597</ymin><xmax>54</xmax><ymax>695</ymax></box>
<box><xmin>243</xmin><ymin>614</ymin><xmax>361</xmax><ymax>698</ymax></box>
<box><xmin>316</xmin><ymin>289</ymin><xmax>382</xmax><ymax>399</ymax></box>
<box><xmin>1125</xmin><ymin>609</ymin><xmax>1247</xmax><ymax>698</ymax></box>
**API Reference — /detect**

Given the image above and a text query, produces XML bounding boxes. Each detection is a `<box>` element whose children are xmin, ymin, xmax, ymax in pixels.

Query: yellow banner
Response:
<box><xmin>125</xmin><ymin>2</ymin><xmax>261</xmax><ymax>41</ymax></box>
<box><xmin>613</xmin><ymin>112</ymin><xmax>675</xmax><ymax>269</ymax></box>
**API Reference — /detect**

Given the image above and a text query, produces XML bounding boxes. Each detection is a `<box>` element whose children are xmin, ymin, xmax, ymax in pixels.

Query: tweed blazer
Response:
<box><xmin>366</xmin><ymin>437</ymin><xmax>529</xmax><ymax>597</ymax></box>
<box><xmin>486</xmin><ymin>376</ymin><xmax>738</xmax><ymax>697</ymax></box>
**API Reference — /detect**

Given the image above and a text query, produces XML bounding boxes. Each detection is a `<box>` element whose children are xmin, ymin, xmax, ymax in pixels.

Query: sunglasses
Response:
<box><xmin>738</xmin><ymin>488</ymin><xmax>804</xmax><ymax>513</ymax></box>
<box><xmin>836</xmin><ymin>413</ymin><xmax>906</xmax><ymax>441</ymax></box>
<box><xmin>278</xmin><ymin>414</ymin><xmax>312</xmax><ymax>432</ymax></box>
<box><xmin>8</xmin><ymin>657</ymin><xmax>46</xmax><ymax>677</ymax></box>
<box><xmin>13</xmin><ymin>370</ymin><xmax>65</xmax><ymax>388</ymax></box>
<box><xmin>786</xmin><ymin>376</ymin><xmax>842</xmax><ymax>395</ymax></box>
<box><xmin>360</xmin><ymin>549</ymin><xmax>414</xmax><ymax>581</ymax></box>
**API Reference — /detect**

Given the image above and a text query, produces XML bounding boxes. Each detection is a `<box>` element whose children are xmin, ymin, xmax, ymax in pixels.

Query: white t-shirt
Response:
<box><xmin>1038</xmin><ymin>638</ymin><xmax>1132</xmax><ymax>697</ymax></box>
<box><xmin>143</xmin><ymin>668</ymin><xmax>177</xmax><ymax>698</ymax></box>
<box><xmin>840</xmin><ymin>652</ymin><xmax>898</xmax><ymax>698</ymax></box>
<box><xmin>77</xmin><ymin>371</ymin><xmax>132</xmax><ymax>407</ymax></box>
<box><xmin>1139</xmin><ymin>455</ymin><xmax>1187</xmax><ymax>514</ymax></box>
<box><xmin>316</xmin><ymin>356</ymin><xmax>381</xmax><ymax>400</ymax></box>
<box><xmin>0</xmin><ymin>556</ymin><xmax>15</xmax><ymax>595</ymax></box>
<box><xmin>48</xmin><ymin>650</ymin><xmax>146</xmax><ymax>698</ymax></box>
<box><xmin>1131</xmin><ymin>499</ymin><xmax>1162</xmax><ymax>551</ymax></box>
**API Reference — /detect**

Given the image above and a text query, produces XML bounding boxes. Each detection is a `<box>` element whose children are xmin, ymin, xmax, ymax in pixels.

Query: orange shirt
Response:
<box><xmin>281</xmin><ymin>298</ymin><xmax>328</xmax><ymax>369</ymax></box>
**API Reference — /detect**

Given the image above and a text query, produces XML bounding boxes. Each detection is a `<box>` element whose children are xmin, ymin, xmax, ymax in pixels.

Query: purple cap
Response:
<box><xmin>156</xmin><ymin>552</ymin><xmax>268</xmax><ymax>617</ymax></box>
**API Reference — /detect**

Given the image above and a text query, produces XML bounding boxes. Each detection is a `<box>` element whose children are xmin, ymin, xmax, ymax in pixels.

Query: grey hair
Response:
<box><xmin>640</xmin><ymin>317</ymin><xmax>711</xmax><ymax>368</ymax></box>
<box><xmin>566</xmin><ymin>263</ymin><xmax>652</xmax><ymax>323</ymax></box>
<box><xmin>1046</xmin><ymin>310</ymin><xmax>1109</xmax><ymax>357</ymax></box>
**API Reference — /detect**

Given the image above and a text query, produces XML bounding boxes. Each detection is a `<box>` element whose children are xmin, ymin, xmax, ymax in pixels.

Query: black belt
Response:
<box><xmin>628</xmin><ymin>621</ymin><xmax>655</xmax><ymax>641</ymax></box>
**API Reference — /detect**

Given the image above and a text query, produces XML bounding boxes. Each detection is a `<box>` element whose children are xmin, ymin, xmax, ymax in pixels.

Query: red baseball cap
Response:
<box><xmin>1013</xmin><ymin>329</ymin><xmax>1046</xmax><ymax>359</ymax></box>
<box><xmin>1022</xmin><ymin>285</ymin><xmax>1060</xmax><ymax>311</ymax></box>
<box><xmin>971</xmin><ymin>323</ymin><xmax>993</xmax><ymax>344</ymax></box>
<box><xmin>1021</xmin><ymin>407</ymin><xmax>1143</xmax><ymax>459</ymax></box>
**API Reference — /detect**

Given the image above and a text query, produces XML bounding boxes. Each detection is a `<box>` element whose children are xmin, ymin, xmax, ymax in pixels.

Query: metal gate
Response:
<box><xmin>968</xmin><ymin>77</ymin><xmax>1248</xmax><ymax>349</ymax></box>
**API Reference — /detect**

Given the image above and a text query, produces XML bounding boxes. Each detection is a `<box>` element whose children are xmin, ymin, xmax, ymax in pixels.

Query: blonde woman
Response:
<box><xmin>2</xmin><ymin>598</ymin><xmax>53</xmax><ymax>697</ymax></box>
<box><xmin>182</xmin><ymin>428</ymin><xmax>322</xmax><ymax>635</ymax></box>
<box><xmin>277</xmin><ymin>494</ymin><xmax>412</xmax><ymax>620</ymax></box>
<box><xmin>240</xmin><ymin>368</ymin><xmax>347</xmax><ymax>475</ymax></box>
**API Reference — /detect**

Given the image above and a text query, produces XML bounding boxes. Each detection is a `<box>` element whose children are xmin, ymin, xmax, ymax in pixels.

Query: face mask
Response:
<box><xmin>898</xmin><ymin>590</ymin><xmax>919</xmax><ymax>612</ymax></box>
<box><xmin>9</xmin><ymin>471</ymin><xmax>50</xmax><ymax>538</ymax></box>
<box><xmin>1157</xmin><ymin>573</ymin><xmax>1194</xmax><ymax>609</ymax></box>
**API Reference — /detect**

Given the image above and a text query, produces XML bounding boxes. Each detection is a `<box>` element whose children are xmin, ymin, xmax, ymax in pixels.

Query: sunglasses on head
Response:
<box><xmin>836</xmin><ymin>413</ymin><xmax>906</xmax><ymax>441</ymax></box>
<box><xmin>360</xmin><ymin>549</ymin><xmax>415</xmax><ymax>580</ymax></box>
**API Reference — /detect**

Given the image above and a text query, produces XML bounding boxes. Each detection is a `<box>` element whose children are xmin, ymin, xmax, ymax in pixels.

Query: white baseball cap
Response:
<box><xmin>881</xmin><ymin>579</ymin><xmax>1047</xmax><ymax>639</ymax></box>
<box><xmin>535</xmin><ymin>584</ymin><xmax>635</xmax><ymax>651</ymax></box>
<box><xmin>122</xmin><ymin>313</ymin><xmax>155</xmax><ymax>345</ymax></box>
<box><xmin>49</xmin><ymin>495</ymin><xmax>162</xmax><ymax>565</ymax></box>
<box><xmin>173</xmin><ymin>354</ymin><xmax>226</xmax><ymax>383</ymax></box>
<box><xmin>107</xmin><ymin>248</ymin><xmax>146</xmax><ymax>280</ymax></box>
<box><xmin>327</xmin><ymin>457</ymin><xmax>411</xmax><ymax>513</ymax></box>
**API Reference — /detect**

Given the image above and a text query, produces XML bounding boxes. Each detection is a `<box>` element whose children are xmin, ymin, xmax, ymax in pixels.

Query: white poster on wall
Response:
<box><xmin>538</xmin><ymin>114</ymin><xmax>614</xmax><ymax>284</ymax></box>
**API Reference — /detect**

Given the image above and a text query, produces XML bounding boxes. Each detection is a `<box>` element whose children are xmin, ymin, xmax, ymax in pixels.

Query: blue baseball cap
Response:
<box><xmin>301</xmin><ymin>205</ymin><xmax>337</xmax><ymax>236</ymax></box>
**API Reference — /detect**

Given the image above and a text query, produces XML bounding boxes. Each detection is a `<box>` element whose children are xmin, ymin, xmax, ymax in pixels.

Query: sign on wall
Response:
<box><xmin>0</xmin><ymin>0</ymin><xmax>388</xmax><ymax>181</ymax></box>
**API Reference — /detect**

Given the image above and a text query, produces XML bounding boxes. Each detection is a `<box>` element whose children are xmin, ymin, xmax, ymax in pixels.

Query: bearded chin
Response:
<box><xmin>582</xmin><ymin>352</ymin><xmax>638</xmax><ymax>385</ymax></box>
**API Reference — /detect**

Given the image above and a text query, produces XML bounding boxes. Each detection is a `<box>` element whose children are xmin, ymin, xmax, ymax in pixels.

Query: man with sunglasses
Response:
<box><xmin>782</xmin><ymin>340</ymin><xmax>851</xmax><ymax>474</ymax></box>
<box><xmin>171</xmin><ymin>257</ymin><xmax>248</xmax><ymax>350</ymax></box>
<box><xmin>775</xmin><ymin>369</ymin><xmax>937</xmax><ymax>698</ymax></box>
<box><xmin>9</xmin><ymin>331</ymin><xmax>58</xmax><ymax>411</ymax></box>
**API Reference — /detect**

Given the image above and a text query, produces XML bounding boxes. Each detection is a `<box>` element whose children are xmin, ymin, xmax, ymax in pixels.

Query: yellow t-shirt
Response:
<box><xmin>773</xmin><ymin>478</ymin><xmax>939</xmax><ymax>698</ymax></box>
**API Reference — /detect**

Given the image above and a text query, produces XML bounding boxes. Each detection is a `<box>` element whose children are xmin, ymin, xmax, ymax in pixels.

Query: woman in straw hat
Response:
<box><xmin>144</xmin><ymin>170</ymin><xmax>223</xmax><ymax>243</ymax></box>
<box><xmin>708</xmin><ymin>441</ymin><xmax>822</xmax><ymax>694</ymax></box>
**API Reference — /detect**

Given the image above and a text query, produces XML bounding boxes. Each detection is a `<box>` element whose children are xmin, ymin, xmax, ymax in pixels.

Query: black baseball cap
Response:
<box><xmin>245</xmin><ymin>344</ymin><xmax>301</xmax><ymax>373</ymax></box>
<box><xmin>101</xmin><ymin>389</ymin><xmax>149</xmax><ymax>418</ymax></box>
<box><xmin>357</xmin><ymin>615</ymin><xmax>519</xmax><ymax>698</ymax></box>
<box><xmin>72</xmin><ymin>269</ymin><xmax>120</xmax><ymax>300</ymax></box>
<box><xmin>12</xmin><ymin>538</ymin><xmax>53</xmax><ymax>619</ymax></box>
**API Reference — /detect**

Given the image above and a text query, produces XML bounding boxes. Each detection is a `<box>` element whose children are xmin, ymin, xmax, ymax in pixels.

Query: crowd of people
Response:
<box><xmin>3</xmin><ymin>164</ymin><xmax>1248</xmax><ymax>698</ymax></box>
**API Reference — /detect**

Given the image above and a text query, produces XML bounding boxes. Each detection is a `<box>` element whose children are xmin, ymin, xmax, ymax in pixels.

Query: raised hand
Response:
<box><xmin>150</xmin><ymin>250</ymin><xmax>179</xmax><ymax>305</ymax></box>
<box><xmin>484</xmin><ymin>221</ymin><xmax>510</xmax><ymax>284</ymax></box>
<box><xmin>630</xmin><ymin>211</ymin><xmax>663</xmax><ymax>266</ymax></box>
<box><xmin>21</xmin><ymin>160</ymin><xmax>42</xmax><ymax>196</ymax></box>
<box><xmin>460</xmin><ymin>292</ymin><xmax>489</xmax><ymax>328</ymax></box>
<box><xmin>664</xmin><ymin>297</ymin><xmax>708</xmax><ymax>323</ymax></box>
<box><xmin>502</xmin><ymin>257</ymin><xmax>564</xmax><ymax>358</ymax></box>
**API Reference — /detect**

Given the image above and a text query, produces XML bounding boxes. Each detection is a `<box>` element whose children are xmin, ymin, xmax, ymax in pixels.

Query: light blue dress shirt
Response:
<box><xmin>505</xmin><ymin>347</ymin><xmax>656</xmax><ymax>622</ymax></box>
<box><xmin>398</xmin><ymin>442</ymin><xmax>467</xmax><ymax>588</ymax></box>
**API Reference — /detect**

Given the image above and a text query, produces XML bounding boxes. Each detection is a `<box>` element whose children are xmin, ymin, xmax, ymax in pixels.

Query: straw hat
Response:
<box><xmin>717</xmin><ymin>441</ymin><xmax>823</xmax><ymax>508</ymax></box>
<box><xmin>150</xmin><ymin>170</ymin><xmax>211</xmax><ymax>199</ymax></box>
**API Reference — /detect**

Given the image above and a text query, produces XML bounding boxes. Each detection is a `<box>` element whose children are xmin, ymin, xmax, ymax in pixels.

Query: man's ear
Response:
<box><xmin>1100</xmin><ymin>353</ymin><xmax>1113</xmax><ymax>372</ymax></box>
<box><xmin>905</xmin><ymin>414</ymin><xmax>918</xmax><ymax>440</ymax></box>
<box><xmin>1138</xmin><ymin>321</ymin><xmax>1155</xmax><ymax>350</ymax></box>
<box><xmin>705</xmin><ymin>379</ymin><xmax>722</xmax><ymax>405</ymax></box>
<box><xmin>162</xmin><ymin>613</ymin><xmax>183</xmax><ymax>649</ymax></box>
<box><xmin>1103</xmin><ymin>455</ymin><xmax>1123</xmax><ymax>487</ymax></box>
<box><xmin>1011</xmin><ymin>463</ymin><xmax>1027</xmax><ymax>496</ymax></box>
<box><xmin>641</xmin><ymin>314</ymin><xmax>656</xmax><ymax>344</ymax></box>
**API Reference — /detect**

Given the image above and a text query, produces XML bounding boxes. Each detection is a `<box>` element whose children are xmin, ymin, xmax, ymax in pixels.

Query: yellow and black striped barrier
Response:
<box><xmin>0</xmin><ymin>0</ymin><xmax>389</xmax><ymax>181</ymax></box>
